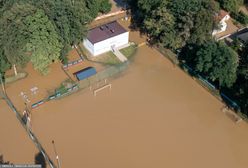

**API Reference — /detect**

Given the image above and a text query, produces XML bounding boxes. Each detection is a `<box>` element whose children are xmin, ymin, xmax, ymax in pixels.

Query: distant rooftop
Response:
<box><xmin>237</xmin><ymin>32</ymin><xmax>248</xmax><ymax>43</ymax></box>
<box><xmin>87</xmin><ymin>21</ymin><xmax>127</xmax><ymax>44</ymax></box>
<box><xmin>218</xmin><ymin>10</ymin><xmax>229</xmax><ymax>21</ymax></box>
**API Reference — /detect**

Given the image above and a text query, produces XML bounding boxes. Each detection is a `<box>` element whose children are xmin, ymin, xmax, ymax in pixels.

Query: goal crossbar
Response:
<box><xmin>93</xmin><ymin>84</ymin><xmax>112</xmax><ymax>96</ymax></box>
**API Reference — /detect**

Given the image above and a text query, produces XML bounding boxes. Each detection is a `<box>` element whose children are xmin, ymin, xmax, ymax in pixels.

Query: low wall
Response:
<box><xmin>31</xmin><ymin>84</ymin><xmax>79</xmax><ymax>109</ymax></box>
<box><xmin>62</xmin><ymin>58</ymin><xmax>83</xmax><ymax>70</ymax></box>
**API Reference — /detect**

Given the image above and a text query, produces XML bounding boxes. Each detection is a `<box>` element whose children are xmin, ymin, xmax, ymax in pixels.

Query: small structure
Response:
<box><xmin>237</xmin><ymin>31</ymin><xmax>248</xmax><ymax>43</ymax></box>
<box><xmin>227</xmin><ymin>27</ymin><xmax>248</xmax><ymax>44</ymax></box>
<box><xmin>73</xmin><ymin>67</ymin><xmax>97</xmax><ymax>81</ymax></box>
<box><xmin>83</xmin><ymin>21</ymin><xmax>129</xmax><ymax>56</ymax></box>
<box><xmin>212</xmin><ymin>10</ymin><xmax>230</xmax><ymax>36</ymax></box>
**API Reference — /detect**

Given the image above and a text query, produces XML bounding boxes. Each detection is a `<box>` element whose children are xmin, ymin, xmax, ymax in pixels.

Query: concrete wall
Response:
<box><xmin>83</xmin><ymin>38</ymin><xmax>95</xmax><ymax>55</ymax></box>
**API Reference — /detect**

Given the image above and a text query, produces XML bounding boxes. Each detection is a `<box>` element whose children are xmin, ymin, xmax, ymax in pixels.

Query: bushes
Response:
<box><xmin>99</xmin><ymin>0</ymin><xmax>112</xmax><ymax>14</ymax></box>
<box><xmin>232</xmin><ymin>11</ymin><xmax>248</xmax><ymax>25</ymax></box>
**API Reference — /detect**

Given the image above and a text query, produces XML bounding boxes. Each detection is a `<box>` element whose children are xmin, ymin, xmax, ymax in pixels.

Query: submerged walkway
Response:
<box><xmin>112</xmin><ymin>44</ymin><xmax>129</xmax><ymax>62</ymax></box>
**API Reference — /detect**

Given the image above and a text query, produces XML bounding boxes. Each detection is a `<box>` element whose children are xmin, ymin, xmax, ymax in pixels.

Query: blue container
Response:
<box><xmin>73</xmin><ymin>67</ymin><xmax>96</xmax><ymax>81</ymax></box>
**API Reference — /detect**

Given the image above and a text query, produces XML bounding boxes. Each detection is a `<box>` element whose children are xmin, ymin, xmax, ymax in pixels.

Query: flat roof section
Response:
<box><xmin>237</xmin><ymin>32</ymin><xmax>248</xmax><ymax>43</ymax></box>
<box><xmin>73</xmin><ymin>67</ymin><xmax>97</xmax><ymax>81</ymax></box>
<box><xmin>87</xmin><ymin>21</ymin><xmax>127</xmax><ymax>44</ymax></box>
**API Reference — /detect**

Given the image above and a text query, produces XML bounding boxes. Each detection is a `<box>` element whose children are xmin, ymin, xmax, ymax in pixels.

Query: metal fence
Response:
<box><xmin>2</xmin><ymin>94</ymin><xmax>56</xmax><ymax>168</ymax></box>
<box><xmin>31</xmin><ymin>61</ymin><xmax>130</xmax><ymax>108</ymax></box>
<box><xmin>156</xmin><ymin>46</ymin><xmax>179</xmax><ymax>66</ymax></box>
<box><xmin>78</xmin><ymin>61</ymin><xmax>129</xmax><ymax>89</ymax></box>
<box><xmin>180</xmin><ymin>62</ymin><xmax>240</xmax><ymax>112</ymax></box>
<box><xmin>156</xmin><ymin>46</ymin><xmax>241</xmax><ymax>114</ymax></box>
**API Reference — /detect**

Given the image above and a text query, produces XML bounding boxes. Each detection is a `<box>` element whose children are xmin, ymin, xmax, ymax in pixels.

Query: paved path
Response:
<box><xmin>112</xmin><ymin>46</ymin><xmax>128</xmax><ymax>62</ymax></box>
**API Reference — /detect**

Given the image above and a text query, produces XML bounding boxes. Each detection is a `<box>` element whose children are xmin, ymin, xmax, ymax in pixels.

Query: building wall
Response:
<box><xmin>221</xmin><ymin>15</ymin><xmax>230</xmax><ymax>22</ymax></box>
<box><xmin>84</xmin><ymin>32</ymin><xmax>129</xmax><ymax>56</ymax></box>
<box><xmin>83</xmin><ymin>38</ymin><xmax>94</xmax><ymax>55</ymax></box>
<box><xmin>212</xmin><ymin>19</ymin><xmax>229</xmax><ymax>36</ymax></box>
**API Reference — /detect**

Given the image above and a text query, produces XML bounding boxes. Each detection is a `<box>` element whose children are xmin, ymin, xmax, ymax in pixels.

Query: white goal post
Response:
<box><xmin>93</xmin><ymin>84</ymin><xmax>112</xmax><ymax>96</ymax></box>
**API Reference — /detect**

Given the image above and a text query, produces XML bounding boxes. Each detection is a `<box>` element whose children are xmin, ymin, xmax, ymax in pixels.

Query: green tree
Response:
<box><xmin>130</xmin><ymin>0</ymin><xmax>217</xmax><ymax>49</ymax></box>
<box><xmin>0</xmin><ymin>3</ymin><xmax>36</xmax><ymax>75</ymax></box>
<box><xmin>0</xmin><ymin>48</ymin><xmax>10</xmax><ymax>74</ymax></box>
<box><xmin>24</xmin><ymin>9</ymin><xmax>62</xmax><ymax>75</ymax></box>
<box><xmin>195</xmin><ymin>41</ymin><xmax>239</xmax><ymax>87</ymax></box>
<box><xmin>85</xmin><ymin>0</ymin><xmax>101</xmax><ymax>18</ymax></box>
<box><xmin>217</xmin><ymin>0</ymin><xmax>243</xmax><ymax>13</ymax></box>
<box><xmin>32</xmin><ymin>0</ymin><xmax>91</xmax><ymax>62</ymax></box>
<box><xmin>169</xmin><ymin>0</ymin><xmax>217</xmax><ymax>47</ymax></box>
<box><xmin>0</xmin><ymin>0</ymin><xmax>97</xmax><ymax>74</ymax></box>
<box><xmin>189</xmin><ymin>6</ymin><xmax>215</xmax><ymax>44</ymax></box>
<box><xmin>143</xmin><ymin>5</ymin><xmax>179</xmax><ymax>48</ymax></box>
<box><xmin>99</xmin><ymin>0</ymin><xmax>112</xmax><ymax>14</ymax></box>
<box><xmin>238</xmin><ymin>43</ymin><xmax>248</xmax><ymax>78</ymax></box>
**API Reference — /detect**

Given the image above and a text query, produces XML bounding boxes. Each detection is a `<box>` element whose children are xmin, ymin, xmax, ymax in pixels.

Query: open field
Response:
<box><xmin>30</xmin><ymin>44</ymin><xmax>248</xmax><ymax>168</ymax></box>
<box><xmin>0</xmin><ymin>100</ymin><xmax>37</xmax><ymax>164</ymax></box>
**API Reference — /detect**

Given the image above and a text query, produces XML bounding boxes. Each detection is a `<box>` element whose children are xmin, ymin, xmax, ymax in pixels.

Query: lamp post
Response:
<box><xmin>0</xmin><ymin>73</ymin><xmax>5</xmax><ymax>95</ymax></box>
<box><xmin>52</xmin><ymin>140</ymin><xmax>61</xmax><ymax>168</ymax></box>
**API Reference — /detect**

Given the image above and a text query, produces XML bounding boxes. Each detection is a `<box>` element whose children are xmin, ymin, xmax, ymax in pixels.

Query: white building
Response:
<box><xmin>83</xmin><ymin>21</ymin><xmax>129</xmax><ymax>56</ymax></box>
<box><xmin>212</xmin><ymin>10</ymin><xmax>230</xmax><ymax>36</ymax></box>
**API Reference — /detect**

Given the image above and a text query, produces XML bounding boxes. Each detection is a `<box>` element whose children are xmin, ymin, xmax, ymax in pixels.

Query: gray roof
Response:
<box><xmin>87</xmin><ymin>21</ymin><xmax>127</xmax><ymax>44</ymax></box>
<box><xmin>237</xmin><ymin>32</ymin><xmax>248</xmax><ymax>43</ymax></box>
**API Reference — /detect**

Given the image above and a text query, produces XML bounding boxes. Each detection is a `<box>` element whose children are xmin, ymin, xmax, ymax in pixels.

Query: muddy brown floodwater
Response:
<box><xmin>0</xmin><ymin>100</ymin><xmax>37</xmax><ymax>164</ymax></box>
<box><xmin>30</xmin><ymin>45</ymin><xmax>248</xmax><ymax>168</ymax></box>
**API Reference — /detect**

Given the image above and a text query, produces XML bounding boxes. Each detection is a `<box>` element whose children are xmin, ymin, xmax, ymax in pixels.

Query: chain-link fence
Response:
<box><xmin>78</xmin><ymin>61</ymin><xmax>129</xmax><ymax>89</ymax></box>
<box><xmin>2</xmin><ymin>94</ymin><xmax>56</xmax><ymax>168</ymax></box>
<box><xmin>156</xmin><ymin>46</ymin><xmax>241</xmax><ymax>115</ymax></box>
<box><xmin>31</xmin><ymin>61</ymin><xmax>130</xmax><ymax>109</ymax></box>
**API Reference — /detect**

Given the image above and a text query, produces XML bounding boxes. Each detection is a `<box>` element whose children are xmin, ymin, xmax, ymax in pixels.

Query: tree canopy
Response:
<box><xmin>216</xmin><ymin>0</ymin><xmax>243</xmax><ymax>13</ymax></box>
<box><xmin>0</xmin><ymin>0</ymin><xmax>111</xmax><ymax>74</ymax></box>
<box><xmin>0</xmin><ymin>3</ymin><xmax>36</xmax><ymax>67</ymax></box>
<box><xmin>130</xmin><ymin>0</ymin><xmax>218</xmax><ymax>49</ymax></box>
<box><xmin>25</xmin><ymin>9</ymin><xmax>62</xmax><ymax>75</ymax></box>
<box><xmin>195</xmin><ymin>41</ymin><xmax>239</xmax><ymax>88</ymax></box>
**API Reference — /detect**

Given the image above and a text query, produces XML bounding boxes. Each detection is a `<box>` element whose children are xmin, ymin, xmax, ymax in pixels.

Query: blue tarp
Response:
<box><xmin>74</xmin><ymin>67</ymin><xmax>96</xmax><ymax>81</ymax></box>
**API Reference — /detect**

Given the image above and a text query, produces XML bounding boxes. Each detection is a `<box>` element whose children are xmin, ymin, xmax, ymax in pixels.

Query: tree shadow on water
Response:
<box><xmin>35</xmin><ymin>152</ymin><xmax>46</xmax><ymax>168</ymax></box>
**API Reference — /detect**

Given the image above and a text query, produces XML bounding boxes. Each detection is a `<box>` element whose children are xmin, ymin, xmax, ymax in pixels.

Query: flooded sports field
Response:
<box><xmin>31</xmin><ymin>45</ymin><xmax>248</xmax><ymax>168</ymax></box>
<box><xmin>0</xmin><ymin>100</ymin><xmax>37</xmax><ymax>164</ymax></box>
